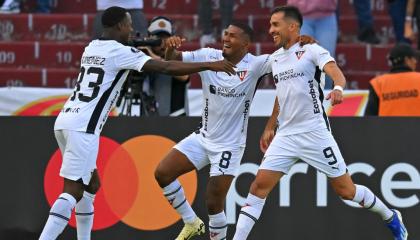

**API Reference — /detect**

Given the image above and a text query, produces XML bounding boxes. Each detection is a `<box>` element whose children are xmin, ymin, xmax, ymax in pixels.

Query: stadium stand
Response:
<box><xmin>0</xmin><ymin>0</ymin><xmax>397</xmax><ymax>89</ymax></box>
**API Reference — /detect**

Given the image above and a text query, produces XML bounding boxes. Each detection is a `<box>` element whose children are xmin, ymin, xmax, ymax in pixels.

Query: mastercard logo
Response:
<box><xmin>44</xmin><ymin>135</ymin><xmax>198</xmax><ymax>230</ymax></box>
<box><xmin>13</xmin><ymin>95</ymin><xmax>118</xmax><ymax>116</ymax></box>
<box><xmin>13</xmin><ymin>95</ymin><xmax>69</xmax><ymax>116</ymax></box>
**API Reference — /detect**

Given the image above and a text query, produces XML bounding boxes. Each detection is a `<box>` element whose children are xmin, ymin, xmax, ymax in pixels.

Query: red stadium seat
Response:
<box><xmin>32</xmin><ymin>14</ymin><xmax>91</xmax><ymax>41</ymax></box>
<box><xmin>336</xmin><ymin>43</ymin><xmax>391</xmax><ymax>71</ymax></box>
<box><xmin>339</xmin><ymin>16</ymin><xmax>394</xmax><ymax>42</ymax></box>
<box><xmin>344</xmin><ymin>70</ymin><xmax>384</xmax><ymax>89</ymax></box>
<box><xmin>143</xmin><ymin>0</ymin><xmax>287</xmax><ymax>15</ymax></box>
<box><xmin>339</xmin><ymin>0</ymin><xmax>389</xmax><ymax>17</ymax></box>
<box><xmin>0</xmin><ymin>14</ymin><xmax>93</xmax><ymax>41</ymax></box>
<box><xmin>38</xmin><ymin>42</ymin><xmax>84</xmax><ymax>68</ymax></box>
<box><xmin>0</xmin><ymin>41</ymin><xmax>37</xmax><ymax>66</ymax></box>
<box><xmin>52</xmin><ymin>0</ymin><xmax>95</xmax><ymax>13</ymax></box>
<box><xmin>0</xmin><ymin>67</ymin><xmax>78</xmax><ymax>88</ymax></box>
<box><xmin>0</xmin><ymin>41</ymin><xmax>84</xmax><ymax>68</ymax></box>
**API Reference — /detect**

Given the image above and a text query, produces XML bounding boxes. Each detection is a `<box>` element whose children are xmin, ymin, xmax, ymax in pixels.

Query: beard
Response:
<box><xmin>222</xmin><ymin>49</ymin><xmax>230</xmax><ymax>58</ymax></box>
<box><xmin>276</xmin><ymin>34</ymin><xmax>289</xmax><ymax>49</ymax></box>
<box><xmin>276</xmin><ymin>37</ymin><xmax>288</xmax><ymax>49</ymax></box>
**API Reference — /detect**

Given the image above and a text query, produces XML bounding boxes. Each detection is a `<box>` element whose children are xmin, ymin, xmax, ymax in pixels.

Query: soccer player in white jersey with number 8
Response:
<box><xmin>232</xmin><ymin>6</ymin><xmax>408</xmax><ymax>240</ymax></box>
<box><xmin>154</xmin><ymin>22</ymin><xmax>315</xmax><ymax>240</ymax></box>
<box><xmin>38</xmin><ymin>6</ymin><xmax>236</xmax><ymax>240</ymax></box>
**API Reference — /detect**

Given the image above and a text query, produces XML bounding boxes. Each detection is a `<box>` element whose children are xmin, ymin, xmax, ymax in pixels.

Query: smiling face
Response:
<box><xmin>269</xmin><ymin>11</ymin><xmax>299</xmax><ymax>49</ymax></box>
<box><xmin>222</xmin><ymin>25</ymin><xmax>250</xmax><ymax>58</ymax></box>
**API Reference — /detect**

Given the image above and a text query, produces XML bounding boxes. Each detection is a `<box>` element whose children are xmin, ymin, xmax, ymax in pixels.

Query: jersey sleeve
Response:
<box><xmin>182</xmin><ymin>48</ymin><xmax>213</xmax><ymax>63</ymax></box>
<box><xmin>114</xmin><ymin>46</ymin><xmax>152</xmax><ymax>72</ymax></box>
<box><xmin>255</xmin><ymin>54</ymin><xmax>272</xmax><ymax>77</ymax></box>
<box><xmin>308</xmin><ymin>44</ymin><xmax>335</xmax><ymax>71</ymax></box>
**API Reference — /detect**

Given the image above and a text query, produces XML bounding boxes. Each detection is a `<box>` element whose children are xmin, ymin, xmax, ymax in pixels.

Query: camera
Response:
<box><xmin>117</xmin><ymin>37</ymin><xmax>162</xmax><ymax>116</ymax></box>
<box><xmin>129</xmin><ymin>37</ymin><xmax>162</xmax><ymax>48</ymax></box>
<box><xmin>117</xmin><ymin>36</ymin><xmax>164</xmax><ymax>116</ymax></box>
<box><xmin>116</xmin><ymin>71</ymin><xmax>159</xmax><ymax>117</ymax></box>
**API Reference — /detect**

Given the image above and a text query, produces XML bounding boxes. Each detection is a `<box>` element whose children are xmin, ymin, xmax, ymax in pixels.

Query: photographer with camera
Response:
<box><xmin>136</xmin><ymin>16</ymin><xmax>190</xmax><ymax>116</ymax></box>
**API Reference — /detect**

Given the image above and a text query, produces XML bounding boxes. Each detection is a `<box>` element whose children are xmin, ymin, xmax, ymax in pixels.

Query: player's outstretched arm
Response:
<box><xmin>260</xmin><ymin>97</ymin><xmax>279</xmax><ymax>153</ymax></box>
<box><xmin>142</xmin><ymin>59</ymin><xmax>236</xmax><ymax>76</ymax></box>
<box><xmin>161</xmin><ymin>36</ymin><xmax>189</xmax><ymax>81</ymax></box>
<box><xmin>324</xmin><ymin>61</ymin><xmax>346</xmax><ymax>106</ymax></box>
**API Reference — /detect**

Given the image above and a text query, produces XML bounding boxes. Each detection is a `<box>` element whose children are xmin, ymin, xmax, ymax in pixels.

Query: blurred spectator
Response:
<box><xmin>288</xmin><ymin>0</ymin><xmax>337</xmax><ymax>56</ymax></box>
<box><xmin>365</xmin><ymin>43</ymin><xmax>420</xmax><ymax>116</ymax></box>
<box><xmin>198</xmin><ymin>0</ymin><xmax>234</xmax><ymax>47</ymax></box>
<box><xmin>388</xmin><ymin>0</ymin><xmax>411</xmax><ymax>43</ymax></box>
<box><xmin>288</xmin><ymin>0</ymin><xmax>337</xmax><ymax>89</ymax></box>
<box><xmin>353</xmin><ymin>0</ymin><xmax>381</xmax><ymax>44</ymax></box>
<box><xmin>93</xmin><ymin>0</ymin><xmax>147</xmax><ymax>39</ymax></box>
<box><xmin>138</xmin><ymin>16</ymin><xmax>190</xmax><ymax>116</ymax></box>
<box><xmin>404</xmin><ymin>0</ymin><xmax>420</xmax><ymax>48</ymax></box>
<box><xmin>36</xmin><ymin>0</ymin><xmax>50</xmax><ymax>13</ymax></box>
<box><xmin>0</xmin><ymin>0</ymin><xmax>50</xmax><ymax>14</ymax></box>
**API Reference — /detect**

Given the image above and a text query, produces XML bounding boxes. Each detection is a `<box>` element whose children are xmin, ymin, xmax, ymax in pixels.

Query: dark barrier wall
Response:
<box><xmin>0</xmin><ymin>117</ymin><xmax>419</xmax><ymax>240</ymax></box>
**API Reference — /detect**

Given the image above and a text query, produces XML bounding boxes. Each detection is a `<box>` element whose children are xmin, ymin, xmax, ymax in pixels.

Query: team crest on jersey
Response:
<box><xmin>236</xmin><ymin>70</ymin><xmax>247</xmax><ymax>81</ymax></box>
<box><xmin>295</xmin><ymin>50</ymin><xmax>305</xmax><ymax>60</ymax></box>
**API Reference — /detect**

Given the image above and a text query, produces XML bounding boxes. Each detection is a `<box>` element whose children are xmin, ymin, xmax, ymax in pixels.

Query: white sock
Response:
<box><xmin>233</xmin><ymin>193</ymin><xmax>266</xmax><ymax>240</ymax></box>
<box><xmin>209</xmin><ymin>211</ymin><xmax>227</xmax><ymax>240</ymax></box>
<box><xmin>352</xmin><ymin>184</ymin><xmax>394</xmax><ymax>220</ymax></box>
<box><xmin>163</xmin><ymin>180</ymin><xmax>196</xmax><ymax>223</ymax></box>
<box><xmin>39</xmin><ymin>193</ymin><xmax>77</xmax><ymax>240</ymax></box>
<box><xmin>75</xmin><ymin>191</ymin><xmax>95</xmax><ymax>240</ymax></box>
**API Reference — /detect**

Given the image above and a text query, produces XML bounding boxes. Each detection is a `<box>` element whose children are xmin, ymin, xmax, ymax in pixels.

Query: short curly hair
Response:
<box><xmin>101</xmin><ymin>6</ymin><xmax>127</xmax><ymax>28</ymax></box>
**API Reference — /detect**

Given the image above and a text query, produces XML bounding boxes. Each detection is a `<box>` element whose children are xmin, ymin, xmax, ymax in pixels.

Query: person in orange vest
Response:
<box><xmin>365</xmin><ymin>43</ymin><xmax>420</xmax><ymax>116</ymax></box>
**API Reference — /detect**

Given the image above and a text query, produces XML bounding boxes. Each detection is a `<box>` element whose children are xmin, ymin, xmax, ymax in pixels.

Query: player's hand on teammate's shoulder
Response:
<box><xmin>298</xmin><ymin>35</ymin><xmax>317</xmax><ymax>46</ymax></box>
<box><xmin>260</xmin><ymin>128</ymin><xmax>275</xmax><ymax>153</ymax></box>
<box><xmin>326</xmin><ymin>87</ymin><xmax>344</xmax><ymax>106</ymax></box>
<box><xmin>208</xmin><ymin>59</ymin><xmax>236</xmax><ymax>76</ymax></box>
<box><xmin>165</xmin><ymin>35</ymin><xmax>186</xmax><ymax>49</ymax></box>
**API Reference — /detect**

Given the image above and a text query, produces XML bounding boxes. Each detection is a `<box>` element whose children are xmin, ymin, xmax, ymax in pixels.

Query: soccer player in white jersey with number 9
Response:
<box><xmin>232</xmin><ymin>6</ymin><xmax>408</xmax><ymax>240</ymax></box>
<box><xmin>38</xmin><ymin>6</ymin><xmax>236</xmax><ymax>240</ymax></box>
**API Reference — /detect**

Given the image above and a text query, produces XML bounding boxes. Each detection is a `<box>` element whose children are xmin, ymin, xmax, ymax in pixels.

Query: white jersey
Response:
<box><xmin>269</xmin><ymin>43</ymin><xmax>335</xmax><ymax>136</ymax></box>
<box><xmin>54</xmin><ymin>39</ymin><xmax>151</xmax><ymax>135</ymax></box>
<box><xmin>182</xmin><ymin>48</ymin><xmax>271</xmax><ymax>149</ymax></box>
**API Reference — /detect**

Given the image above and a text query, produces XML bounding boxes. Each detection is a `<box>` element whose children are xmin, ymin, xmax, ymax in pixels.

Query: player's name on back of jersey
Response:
<box><xmin>273</xmin><ymin>69</ymin><xmax>304</xmax><ymax>83</ymax></box>
<box><xmin>81</xmin><ymin>56</ymin><xmax>106</xmax><ymax>65</ymax></box>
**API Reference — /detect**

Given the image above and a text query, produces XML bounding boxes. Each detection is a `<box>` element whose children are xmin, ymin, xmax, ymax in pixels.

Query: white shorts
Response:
<box><xmin>260</xmin><ymin>128</ymin><xmax>347</xmax><ymax>178</ymax></box>
<box><xmin>55</xmin><ymin>129</ymin><xmax>99</xmax><ymax>185</ymax></box>
<box><xmin>174</xmin><ymin>133</ymin><xmax>245</xmax><ymax>177</ymax></box>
